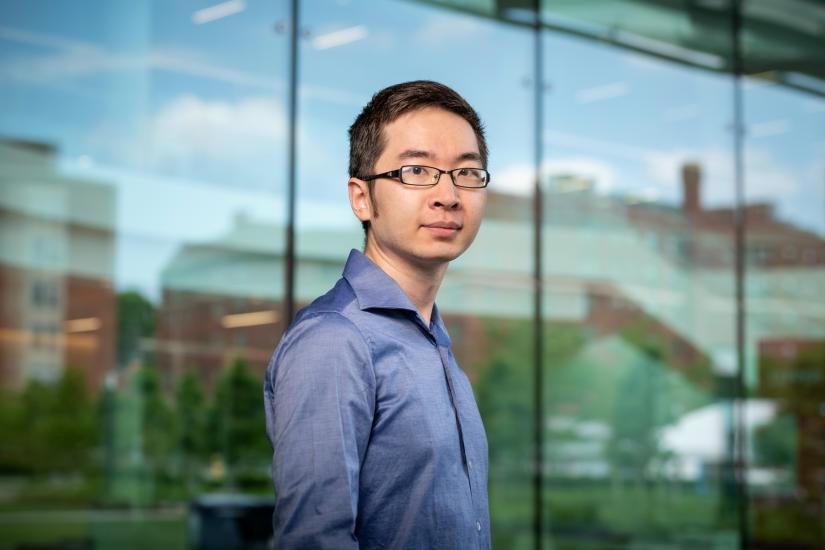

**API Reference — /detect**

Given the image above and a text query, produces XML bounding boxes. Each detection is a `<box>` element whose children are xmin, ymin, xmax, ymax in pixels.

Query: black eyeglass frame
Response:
<box><xmin>359</xmin><ymin>165</ymin><xmax>491</xmax><ymax>189</ymax></box>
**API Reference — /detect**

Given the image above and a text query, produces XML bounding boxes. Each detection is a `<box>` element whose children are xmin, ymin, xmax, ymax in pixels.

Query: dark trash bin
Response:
<box><xmin>188</xmin><ymin>493</ymin><xmax>274</xmax><ymax>550</ymax></box>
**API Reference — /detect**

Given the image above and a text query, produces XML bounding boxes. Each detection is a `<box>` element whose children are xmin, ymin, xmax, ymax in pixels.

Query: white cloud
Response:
<box><xmin>148</xmin><ymin>48</ymin><xmax>280</xmax><ymax>90</ymax></box>
<box><xmin>148</xmin><ymin>95</ymin><xmax>286</xmax><ymax>167</ymax></box>
<box><xmin>544</xmin><ymin>129</ymin><xmax>648</xmax><ymax>162</ymax></box>
<box><xmin>0</xmin><ymin>44</ymin><xmax>136</xmax><ymax>83</ymax></box>
<box><xmin>749</xmin><ymin>118</ymin><xmax>791</xmax><ymax>139</ymax></box>
<box><xmin>543</xmin><ymin>129</ymin><xmax>802</xmax><ymax>205</ymax></box>
<box><xmin>741</xmin><ymin>147</ymin><xmax>801</xmax><ymax>199</ymax></box>
<box><xmin>0</xmin><ymin>25</ymin><xmax>279</xmax><ymax>91</ymax></box>
<box><xmin>492</xmin><ymin>163</ymin><xmax>534</xmax><ymax>195</ymax></box>
<box><xmin>642</xmin><ymin>148</ymin><xmax>730</xmax><ymax>194</ymax></box>
<box><xmin>312</xmin><ymin>25</ymin><xmax>368</xmax><ymax>50</ymax></box>
<box><xmin>493</xmin><ymin>157</ymin><xmax>617</xmax><ymax>196</ymax></box>
<box><xmin>642</xmin><ymin>146</ymin><xmax>800</xmax><ymax>204</ymax></box>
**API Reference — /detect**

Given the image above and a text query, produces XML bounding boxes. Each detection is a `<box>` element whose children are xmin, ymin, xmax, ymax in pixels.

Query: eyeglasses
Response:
<box><xmin>360</xmin><ymin>165</ymin><xmax>490</xmax><ymax>189</ymax></box>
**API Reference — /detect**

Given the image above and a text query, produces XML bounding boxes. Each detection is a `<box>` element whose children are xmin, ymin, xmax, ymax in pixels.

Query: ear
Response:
<box><xmin>348</xmin><ymin>177</ymin><xmax>373</xmax><ymax>224</ymax></box>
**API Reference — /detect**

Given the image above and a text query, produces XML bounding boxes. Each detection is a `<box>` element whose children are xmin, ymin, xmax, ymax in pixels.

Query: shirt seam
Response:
<box><xmin>291</xmin><ymin>309</ymin><xmax>377</xmax><ymax>377</ymax></box>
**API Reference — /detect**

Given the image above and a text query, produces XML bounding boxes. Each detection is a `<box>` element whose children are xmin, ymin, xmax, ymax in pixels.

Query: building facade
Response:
<box><xmin>1</xmin><ymin>1</ymin><xmax>823</xmax><ymax>548</ymax></box>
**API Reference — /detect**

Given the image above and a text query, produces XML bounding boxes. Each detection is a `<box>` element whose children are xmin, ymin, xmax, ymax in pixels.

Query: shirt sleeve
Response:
<box><xmin>263</xmin><ymin>312</ymin><xmax>376</xmax><ymax>549</ymax></box>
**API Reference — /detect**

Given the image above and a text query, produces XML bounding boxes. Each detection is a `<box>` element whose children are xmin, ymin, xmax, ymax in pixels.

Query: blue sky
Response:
<box><xmin>1</xmin><ymin>0</ymin><xmax>823</xmax><ymax>299</ymax></box>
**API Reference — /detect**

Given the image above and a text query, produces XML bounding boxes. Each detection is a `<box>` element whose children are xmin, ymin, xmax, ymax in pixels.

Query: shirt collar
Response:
<box><xmin>342</xmin><ymin>249</ymin><xmax>452</xmax><ymax>346</ymax></box>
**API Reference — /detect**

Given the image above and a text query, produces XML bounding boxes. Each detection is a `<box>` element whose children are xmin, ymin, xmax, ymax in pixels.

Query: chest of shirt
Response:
<box><xmin>357</xmin><ymin>312</ymin><xmax>487</xmax><ymax>464</ymax></box>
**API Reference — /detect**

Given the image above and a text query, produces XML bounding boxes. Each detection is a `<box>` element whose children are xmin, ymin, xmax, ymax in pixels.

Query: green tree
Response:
<box><xmin>46</xmin><ymin>367</ymin><xmax>98</xmax><ymax>472</ymax></box>
<box><xmin>117</xmin><ymin>291</ymin><xmax>156</xmax><ymax>367</ymax></box>
<box><xmin>753</xmin><ymin>414</ymin><xmax>796</xmax><ymax>468</ymax></box>
<box><xmin>176</xmin><ymin>369</ymin><xmax>206</xmax><ymax>492</ymax></box>
<box><xmin>606</xmin><ymin>351</ymin><xmax>664</xmax><ymax>487</ymax></box>
<box><xmin>134</xmin><ymin>365</ymin><xmax>176</xmax><ymax>471</ymax></box>
<box><xmin>5</xmin><ymin>369</ymin><xmax>98</xmax><ymax>475</ymax></box>
<box><xmin>18</xmin><ymin>379</ymin><xmax>52</xmax><ymax>473</ymax></box>
<box><xmin>207</xmin><ymin>358</ymin><xmax>269</xmax><ymax>485</ymax></box>
<box><xmin>475</xmin><ymin>319</ymin><xmax>534</xmax><ymax>466</ymax></box>
<box><xmin>0</xmin><ymin>388</ymin><xmax>25</xmax><ymax>473</ymax></box>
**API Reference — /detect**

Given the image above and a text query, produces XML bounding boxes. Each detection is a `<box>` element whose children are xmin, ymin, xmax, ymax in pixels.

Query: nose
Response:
<box><xmin>429</xmin><ymin>171</ymin><xmax>461</xmax><ymax>210</ymax></box>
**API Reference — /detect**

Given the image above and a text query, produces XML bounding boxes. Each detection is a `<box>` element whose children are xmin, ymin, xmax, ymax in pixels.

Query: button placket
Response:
<box><xmin>435</xmin><ymin>344</ymin><xmax>473</xmax><ymax>496</ymax></box>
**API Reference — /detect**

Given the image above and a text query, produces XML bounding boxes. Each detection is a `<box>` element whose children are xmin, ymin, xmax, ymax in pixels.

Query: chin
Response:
<box><xmin>411</xmin><ymin>243</ymin><xmax>467</xmax><ymax>265</ymax></box>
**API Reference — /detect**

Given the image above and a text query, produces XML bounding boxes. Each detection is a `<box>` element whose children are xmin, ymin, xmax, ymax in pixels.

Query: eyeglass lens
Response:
<box><xmin>400</xmin><ymin>165</ymin><xmax>487</xmax><ymax>187</ymax></box>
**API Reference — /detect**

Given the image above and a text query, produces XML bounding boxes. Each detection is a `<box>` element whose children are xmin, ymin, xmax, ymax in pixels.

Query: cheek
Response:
<box><xmin>374</xmin><ymin>192</ymin><xmax>421</xmax><ymax>231</ymax></box>
<box><xmin>463</xmin><ymin>195</ymin><xmax>487</xmax><ymax>225</ymax></box>
<box><xmin>392</xmin><ymin>195</ymin><xmax>425</xmax><ymax>221</ymax></box>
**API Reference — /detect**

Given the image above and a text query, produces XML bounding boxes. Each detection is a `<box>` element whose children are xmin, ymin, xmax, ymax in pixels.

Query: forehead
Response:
<box><xmin>380</xmin><ymin>107</ymin><xmax>479</xmax><ymax>159</ymax></box>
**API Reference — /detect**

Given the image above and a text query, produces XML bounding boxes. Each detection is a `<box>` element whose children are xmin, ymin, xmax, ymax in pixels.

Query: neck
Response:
<box><xmin>364</xmin><ymin>243</ymin><xmax>448</xmax><ymax>326</ymax></box>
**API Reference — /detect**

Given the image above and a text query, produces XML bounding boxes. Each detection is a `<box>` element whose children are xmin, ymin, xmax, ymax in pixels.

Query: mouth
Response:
<box><xmin>422</xmin><ymin>221</ymin><xmax>462</xmax><ymax>238</ymax></box>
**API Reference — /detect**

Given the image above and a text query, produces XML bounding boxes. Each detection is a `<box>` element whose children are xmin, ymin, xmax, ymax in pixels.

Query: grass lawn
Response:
<box><xmin>0</xmin><ymin>509</ymin><xmax>186</xmax><ymax>550</ymax></box>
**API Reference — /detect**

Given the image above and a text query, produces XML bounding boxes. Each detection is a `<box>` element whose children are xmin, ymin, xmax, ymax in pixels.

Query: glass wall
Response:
<box><xmin>540</xmin><ymin>4</ymin><xmax>739</xmax><ymax>545</ymax></box>
<box><xmin>295</xmin><ymin>2</ymin><xmax>536</xmax><ymax>546</ymax></box>
<box><xmin>1</xmin><ymin>1</ymin><xmax>288</xmax><ymax>547</ymax></box>
<box><xmin>1</xmin><ymin>1</ymin><xmax>822</xmax><ymax>549</ymax></box>
<box><xmin>741</xmin><ymin>1</ymin><xmax>825</xmax><ymax>546</ymax></box>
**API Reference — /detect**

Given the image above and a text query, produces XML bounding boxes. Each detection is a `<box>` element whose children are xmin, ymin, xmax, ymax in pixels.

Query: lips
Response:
<box><xmin>422</xmin><ymin>221</ymin><xmax>462</xmax><ymax>238</ymax></box>
<box><xmin>422</xmin><ymin>221</ymin><xmax>462</xmax><ymax>230</ymax></box>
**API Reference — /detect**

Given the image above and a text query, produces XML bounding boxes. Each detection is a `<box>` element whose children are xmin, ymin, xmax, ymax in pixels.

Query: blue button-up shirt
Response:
<box><xmin>264</xmin><ymin>249</ymin><xmax>490</xmax><ymax>549</ymax></box>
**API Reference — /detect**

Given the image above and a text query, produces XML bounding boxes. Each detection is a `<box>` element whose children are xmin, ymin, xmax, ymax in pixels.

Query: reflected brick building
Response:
<box><xmin>0</xmin><ymin>140</ymin><xmax>116</xmax><ymax>392</ymax></box>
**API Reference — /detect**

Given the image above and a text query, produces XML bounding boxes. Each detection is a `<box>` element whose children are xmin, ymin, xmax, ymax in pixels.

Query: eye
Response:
<box><xmin>457</xmin><ymin>168</ymin><xmax>483</xmax><ymax>178</ymax></box>
<box><xmin>409</xmin><ymin>166</ymin><xmax>425</xmax><ymax>175</ymax></box>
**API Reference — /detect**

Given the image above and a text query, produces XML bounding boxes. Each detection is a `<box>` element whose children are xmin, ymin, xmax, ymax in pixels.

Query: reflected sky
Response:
<box><xmin>1</xmin><ymin>0</ymin><xmax>823</xmax><ymax>300</ymax></box>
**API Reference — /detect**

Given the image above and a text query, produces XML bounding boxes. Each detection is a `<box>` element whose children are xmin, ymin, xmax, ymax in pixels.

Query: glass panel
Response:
<box><xmin>741</xmin><ymin>1</ymin><xmax>825</xmax><ymax>547</ymax></box>
<box><xmin>0</xmin><ymin>1</ymin><xmax>288</xmax><ymax>548</ymax></box>
<box><xmin>297</xmin><ymin>0</ymin><xmax>535</xmax><ymax>547</ymax></box>
<box><xmin>541</xmin><ymin>2</ymin><xmax>739</xmax><ymax>546</ymax></box>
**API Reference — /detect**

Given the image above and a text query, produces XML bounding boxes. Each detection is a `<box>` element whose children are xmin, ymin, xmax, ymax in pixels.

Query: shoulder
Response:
<box><xmin>265</xmin><ymin>277</ymin><xmax>375</xmax><ymax>383</ymax></box>
<box><xmin>281</xmin><ymin>310</ymin><xmax>368</xmax><ymax>352</ymax></box>
<box><xmin>269</xmin><ymin>309</ymin><xmax>373</xmax><ymax>378</ymax></box>
<box><xmin>299</xmin><ymin>276</ymin><xmax>357</xmax><ymax>317</ymax></box>
<box><xmin>285</xmin><ymin>277</ymin><xmax>365</xmax><ymax>348</ymax></box>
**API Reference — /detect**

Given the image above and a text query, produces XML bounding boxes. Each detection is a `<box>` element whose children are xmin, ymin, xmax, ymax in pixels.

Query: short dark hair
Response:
<box><xmin>348</xmin><ymin>80</ymin><xmax>488</xmax><ymax>234</ymax></box>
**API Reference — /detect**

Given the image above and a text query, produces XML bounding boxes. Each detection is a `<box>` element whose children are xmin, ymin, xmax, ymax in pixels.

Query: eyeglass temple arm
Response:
<box><xmin>361</xmin><ymin>169</ymin><xmax>400</xmax><ymax>181</ymax></box>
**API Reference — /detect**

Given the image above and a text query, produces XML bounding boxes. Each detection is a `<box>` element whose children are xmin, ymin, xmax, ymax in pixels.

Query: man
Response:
<box><xmin>264</xmin><ymin>80</ymin><xmax>491</xmax><ymax>549</ymax></box>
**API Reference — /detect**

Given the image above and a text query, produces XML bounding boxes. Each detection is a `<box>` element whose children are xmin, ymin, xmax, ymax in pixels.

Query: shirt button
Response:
<box><xmin>476</xmin><ymin>521</ymin><xmax>481</xmax><ymax>532</ymax></box>
<box><xmin>468</xmin><ymin>460</ymin><xmax>473</xmax><ymax>471</ymax></box>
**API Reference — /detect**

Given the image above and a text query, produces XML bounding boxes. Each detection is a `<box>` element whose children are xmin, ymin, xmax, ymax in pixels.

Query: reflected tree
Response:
<box><xmin>117</xmin><ymin>291</ymin><xmax>156</xmax><ymax>367</ymax></box>
<box><xmin>207</xmin><ymin>358</ymin><xmax>269</xmax><ymax>488</ymax></box>
<box><xmin>0</xmin><ymin>368</ymin><xmax>98</xmax><ymax>475</ymax></box>
<box><xmin>48</xmin><ymin>367</ymin><xmax>98</xmax><ymax>473</ymax></box>
<box><xmin>176</xmin><ymin>369</ymin><xmax>207</xmax><ymax>492</ymax></box>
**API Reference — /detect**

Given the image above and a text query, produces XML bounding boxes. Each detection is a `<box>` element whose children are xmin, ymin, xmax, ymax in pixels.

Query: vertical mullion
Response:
<box><xmin>284</xmin><ymin>0</ymin><xmax>300</xmax><ymax>326</ymax></box>
<box><xmin>731</xmin><ymin>1</ymin><xmax>749</xmax><ymax>548</ymax></box>
<box><xmin>532</xmin><ymin>1</ymin><xmax>545</xmax><ymax>549</ymax></box>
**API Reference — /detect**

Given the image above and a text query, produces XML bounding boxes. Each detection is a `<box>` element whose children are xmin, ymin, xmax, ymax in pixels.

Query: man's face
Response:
<box><xmin>352</xmin><ymin>107</ymin><xmax>487</xmax><ymax>269</ymax></box>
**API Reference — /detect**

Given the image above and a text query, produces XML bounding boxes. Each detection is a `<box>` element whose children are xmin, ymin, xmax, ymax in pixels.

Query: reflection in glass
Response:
<box><xmin>0</xmin><ymin>0</ymin><xmax>822</xmax><ymax>548</ymax></box>
<box><xmin>0</xmin><ymin>1</ymin><xmax>287</xmax><ymax>548</ymax></box>
<box><xmin>297</xmin><ymin>1</ymin><xmax>536</xmax><ymax>547</ymax></box>
<box><xmin>742</xmin><ymin>68</ymin><xmax>825</xmax><ymax>550</ymax></box>
<box><xmin>540</xmin><ymin>10</ymin><xmax>739</xmax><ymax>546</ymax></box>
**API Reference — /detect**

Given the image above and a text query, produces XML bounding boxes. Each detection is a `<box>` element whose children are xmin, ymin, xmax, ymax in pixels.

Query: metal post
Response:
<box><xmin>532</xmin><ymin>1</ymin><xmax>545</xmax><ymax>548</ymax></box>
<box><xmin>284</xmin><ymin>0</ymin><xmax>300</xmax><ymax>326</ymax></box>
<box><xmin>731</xmin><ymin>1</ymin><xmax>750</xmax><ymax>547</ymax></box>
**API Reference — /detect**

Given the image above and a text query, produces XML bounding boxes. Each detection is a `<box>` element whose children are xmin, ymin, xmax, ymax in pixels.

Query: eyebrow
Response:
<box><xmin>397</xmin><ymin>149</ymin><xmax>483</xmax><ymax>164</ymax></box>
<box><xmin>397</xmin><ymin>149</ymin><xmax>432</xmax><ymax>161</ymax></box>
<box><xmin>456</xmin><ymin>152</ymin><xmax>483</xmax><ymax>163</ymax></box>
